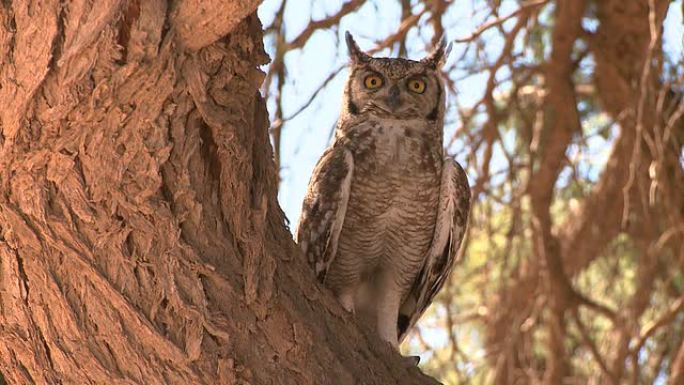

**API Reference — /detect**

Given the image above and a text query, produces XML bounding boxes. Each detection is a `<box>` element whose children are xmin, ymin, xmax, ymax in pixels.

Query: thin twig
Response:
<box><xmin>454</xmin><ymin>0</ymin><xmax>549</xmax><ymax>43</ymax></box>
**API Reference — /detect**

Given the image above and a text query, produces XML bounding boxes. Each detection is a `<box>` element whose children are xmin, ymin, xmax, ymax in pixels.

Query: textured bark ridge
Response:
<box><xmin>0</xmin><ymin>2</ymin><xmax>439</xmax><ymax>384</ymax></box>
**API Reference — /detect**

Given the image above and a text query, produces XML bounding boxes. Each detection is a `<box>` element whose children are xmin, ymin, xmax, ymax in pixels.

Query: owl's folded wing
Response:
<box><xmin>398</xmin><ymin>157</ymin><xmax>471</xmax><ymax>343</ymax></box>
<box><xmin>295</xmin><ymin>144</ymin><xmax>354</xmax><ymax>281</ymax></box>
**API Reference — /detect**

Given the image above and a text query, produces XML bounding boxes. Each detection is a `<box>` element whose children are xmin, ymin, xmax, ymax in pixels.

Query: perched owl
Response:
<box><xmin>296</xmin><ymin>32</ymin><xmax>471</xmax><ymax>351</ymax></box>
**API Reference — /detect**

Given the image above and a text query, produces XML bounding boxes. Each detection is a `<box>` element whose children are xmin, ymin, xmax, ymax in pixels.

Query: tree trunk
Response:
<box><xmin>0</xmin><ymin>2</ymin><xmax>438</xmax><ymax>384</ymax></box>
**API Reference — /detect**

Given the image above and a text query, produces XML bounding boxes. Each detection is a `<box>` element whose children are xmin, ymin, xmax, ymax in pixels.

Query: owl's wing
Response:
<box><xmin>398</xmin><ymin>157</ymin><xmax>471</xmax><ymax>343</ymax></box>
<box><xmin>295</xmin><ymin>143</ymin><xmax>354</xmax><ymax>281</ymax></box>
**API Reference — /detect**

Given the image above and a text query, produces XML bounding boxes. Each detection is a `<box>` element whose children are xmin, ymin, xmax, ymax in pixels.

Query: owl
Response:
<box><xmin>295</xmin><ymin>32</ymin><xmax>471</xmax><ymax>352</ymax></box>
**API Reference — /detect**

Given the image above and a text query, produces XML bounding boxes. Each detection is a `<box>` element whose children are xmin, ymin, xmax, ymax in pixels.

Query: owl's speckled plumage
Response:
<box><xmin>296</xmin><ymin>32</ymin><xmax>471</xmax><ymax>350</ymax></box>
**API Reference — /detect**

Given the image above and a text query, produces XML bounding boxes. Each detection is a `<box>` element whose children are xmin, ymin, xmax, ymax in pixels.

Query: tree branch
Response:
<box><xmin>172</xmin><ymin>0</ymin><xmax>262</xmax><ymax>50</ymax></box>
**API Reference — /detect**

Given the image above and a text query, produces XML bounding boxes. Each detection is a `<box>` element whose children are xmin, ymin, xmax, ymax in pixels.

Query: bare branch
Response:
<box><xmin>571</xmin><ymin>309</ymin><xmax>616</xmax><ymax>383</ymax></box>
<box><xmin>287</xmin><ymin>0</ymin><xmax>366</xmax><ymax>50</ymax></box>
<box><xmin>455</xmin><ymin>0</ymin><xmax>549</xmax><ymax>43</ymax></box>
<box><xmin>632</xmin><ymin>296</ymin><xmax>684</xmax><ymax>354</ymax></box>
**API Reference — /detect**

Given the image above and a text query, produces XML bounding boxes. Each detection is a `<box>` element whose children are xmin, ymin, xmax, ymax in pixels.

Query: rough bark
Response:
<box><xmin>0</xmin><ymin>2</ymin><xmax>439</xmax><ymax>384</ymax></box>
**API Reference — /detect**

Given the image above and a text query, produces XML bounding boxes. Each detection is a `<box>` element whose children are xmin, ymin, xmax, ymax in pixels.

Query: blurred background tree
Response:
<box><xmin>258</xmin><ymin>0</ymin><xmax>684</xmax><ymax>384</ymax></box>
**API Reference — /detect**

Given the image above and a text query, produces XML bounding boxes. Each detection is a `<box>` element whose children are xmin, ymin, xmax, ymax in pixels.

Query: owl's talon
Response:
<box><xmin>403</xmin><ymin>355</ymin><xmax>420</xmax><ymax>366</ymax></box>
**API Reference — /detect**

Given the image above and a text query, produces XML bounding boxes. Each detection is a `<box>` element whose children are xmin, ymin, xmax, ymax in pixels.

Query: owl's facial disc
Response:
<box><xmin>358</xmin><ymin>76</ymin><xmax>425</xmax><ymax>118</ymax></box>
<box><xmin>386</xmin><ymin>84</ymin><xmax>402</xmax><ymax>111</ymax></box>
<box><xmin>347</xmin><ymin>59</ymin><xmax>441</xmax><ymax>120</ymax></box>
<box><xmin>366</xmin><ymin>78</ymin><xmax>426</xmax><ymax>117</ymax></box>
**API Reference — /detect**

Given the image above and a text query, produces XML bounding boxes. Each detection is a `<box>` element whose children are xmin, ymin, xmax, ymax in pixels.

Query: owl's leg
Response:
<box><xmin>337</xmin><ymin>288</ymin><xmax>357</xmax><ymax>314</ymax></box>
<box><xmin>328</xmin><ymin>270</ymin><xmax>361</xmax><ymax>314</ymax></box>
<box><xmin>376</xmin><ymin>279</ymin><xmax>402</xmax><ymax>349</ymax></box>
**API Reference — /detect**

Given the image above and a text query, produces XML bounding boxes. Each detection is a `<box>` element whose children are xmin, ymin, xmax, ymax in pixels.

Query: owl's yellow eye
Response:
<box><xmin>364</xmin><ymin>74</ymin><xmax>383</xmax><ymax>89</ymax></box>
<box><xmin>407</xmin><ymin>79</ymin><xmax>426</xmax><ymax>94</ymax></box>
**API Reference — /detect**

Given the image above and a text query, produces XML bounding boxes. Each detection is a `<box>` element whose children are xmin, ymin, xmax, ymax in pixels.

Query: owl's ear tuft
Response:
<box><xmin>345</xmin><ymin>31</ymin><xmax>371</xmax><ymax>63</ymax></box>
<box><xmin>421</xmin><ymin>37</ymin><xmax>452</xmax><ymax>69</ymax></box>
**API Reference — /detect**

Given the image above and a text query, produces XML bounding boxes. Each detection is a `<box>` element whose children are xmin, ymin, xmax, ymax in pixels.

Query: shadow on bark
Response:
<box><xmin>0</xmin><ymin>2</ymin><xmax>440</xmax><ymax>385</ymax></box>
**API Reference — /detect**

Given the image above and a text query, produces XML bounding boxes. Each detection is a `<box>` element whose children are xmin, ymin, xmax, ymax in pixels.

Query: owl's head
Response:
<box><xmin>341</xmin><ymin>32</ymin><xmax>450</xmax><ymax>122</ymax></box>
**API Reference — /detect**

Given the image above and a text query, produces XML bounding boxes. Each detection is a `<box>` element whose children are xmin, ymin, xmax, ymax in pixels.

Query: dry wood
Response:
<box><xmin>0</xmin><ymin>2</ymin><xmax>441</xmax><ymax>384</ymax></box>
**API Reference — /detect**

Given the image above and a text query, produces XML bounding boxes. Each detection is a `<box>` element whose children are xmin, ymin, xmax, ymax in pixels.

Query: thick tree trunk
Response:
<box><xmin>0</xmin><ymin>2</ymin><xmax>438</xmax><ymax>384</ymax></box>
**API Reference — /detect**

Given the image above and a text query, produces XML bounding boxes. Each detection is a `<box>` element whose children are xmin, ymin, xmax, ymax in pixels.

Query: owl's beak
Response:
<box><xmin>387</xmin><ymin>84</ymin><xmax>402</xmax><ymax>111</ymax></box>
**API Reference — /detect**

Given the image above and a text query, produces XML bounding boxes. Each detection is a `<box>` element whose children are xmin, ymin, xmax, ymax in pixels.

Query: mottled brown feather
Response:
<box><xmin>398</xmin><ymin>158</ymin><xmax>471</xmax><ymax>343</ymax></box>
<box><xmin>296</xmin><ymin>32</ymin><xmax>471</xmax><ymax>348</ymax></box>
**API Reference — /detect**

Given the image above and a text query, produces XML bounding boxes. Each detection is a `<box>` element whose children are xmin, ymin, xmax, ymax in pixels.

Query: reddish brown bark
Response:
<box><xmin>0</xmin><ymin>2</ymin><xmax>439</xmax><ymax>384</ymax></box>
